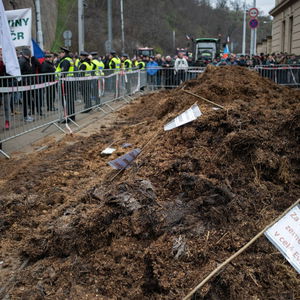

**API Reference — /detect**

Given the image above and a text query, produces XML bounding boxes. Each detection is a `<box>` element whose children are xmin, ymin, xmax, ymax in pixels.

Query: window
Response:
<box><xmin>282</xmin><ymin>20</ymin><xmax>286</xmax><ymax>52</ymax></box>
<box><xmin>289</xmin><ymin>16</ymin><xmax>293</xmax><ymax>53</ymax></box>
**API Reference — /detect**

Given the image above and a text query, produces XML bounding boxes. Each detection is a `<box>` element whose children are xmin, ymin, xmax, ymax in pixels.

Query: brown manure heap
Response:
<box><xmin>0</xmin><ymin>66</ymin><xmax>299</xmax><ymax>299</ymax></box>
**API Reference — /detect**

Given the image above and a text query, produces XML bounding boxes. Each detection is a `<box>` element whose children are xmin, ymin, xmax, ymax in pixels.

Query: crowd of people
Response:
<box><xmin>0</xmin><ymin>46</ymin><xmax>299</xmax><ymax>130</ymax></box>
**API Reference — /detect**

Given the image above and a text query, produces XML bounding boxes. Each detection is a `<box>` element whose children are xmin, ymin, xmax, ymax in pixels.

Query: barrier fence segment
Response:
<box><xmin>254</xmin><ymin>64</ymin><xmax>300</xmax><ymax>87</ymax></box>
<box><xmin>0</xmin><ymin>69</ymin><xmax>147</xmax><ymax>157</ymax></box>
<box><xmin>143</xmin><ymin>66</ymin><xmax>206</xmax><ymax>90</ymax></box>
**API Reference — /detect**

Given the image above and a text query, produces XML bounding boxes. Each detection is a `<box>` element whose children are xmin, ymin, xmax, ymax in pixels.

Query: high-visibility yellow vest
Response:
<box><xmin>92</xmin><ymin>59</ymin><xmax>105</xmax><ymax>75</ymax></box>
<box><xmin>75</xmin><ymin>58</ymin><xmax>81</xmax><ymax>70</ymax></box>
<box><xmin>137</xmin><ymin>61</ymin><xmax>145</xmax><ymax>70</ymax></box>
<box><xmin>109</xmin><ymin>57</ymin><xmax>121</xmax><ymax>69</ymax></box>
<box><xmin>81</xmin><ymin>61</ymin><xmax>94</xmax><ymax>76</ymax></box>
<box><xmin>56</xmin><ymin>57</ymin><xmax>74</xmax><ymax>76</ymax></box>
<box><xmin>124</xmin><ymin>59</ymin><xmax>133</xmax><ymax>71</ymax></box>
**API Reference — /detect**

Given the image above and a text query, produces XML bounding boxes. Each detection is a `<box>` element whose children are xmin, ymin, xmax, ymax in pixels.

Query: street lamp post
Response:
<box><xmin>242</xmin><ymin>1</ymin><xmax>246</xmax><ymax>55</ymax></box>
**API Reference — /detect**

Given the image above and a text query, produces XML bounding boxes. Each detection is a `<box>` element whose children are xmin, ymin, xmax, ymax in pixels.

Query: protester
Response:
<box><xmin>162</xmin><ymin>55</ymin><xmax>174</xmax><ymax>88</ymax></box>
<box><xmin>19</xmin><ymin>48</ymin><xmax>35</xmax><ymax>122</ymax></box>
<box><xmin>174</xmin><ymin>52</ymin><xmax>188</xmax><ymax>85</ymax></box>
<box><xmin>41</xmin><ymin>53</ymin><xmax>56</xmax><ymax>111</ymax></box>
<box><xmin>146</xmin><ymin>56</ymin><xmax>158</xmax><ymax>88</ymax></box>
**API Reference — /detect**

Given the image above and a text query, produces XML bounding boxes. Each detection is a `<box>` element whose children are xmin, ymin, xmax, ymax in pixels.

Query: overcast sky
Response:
<box><xmin>211</xmin><ymin>0</ymin><xmax>275</xmax><ymax>15</ymax></box>
<box><xmin>255</xmin><ymin>0</ymin><xmax>275</xmax><ymax>15</ymax></box>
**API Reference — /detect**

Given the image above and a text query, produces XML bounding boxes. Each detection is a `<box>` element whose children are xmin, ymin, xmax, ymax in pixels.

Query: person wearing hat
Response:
<box><xmin>19</xmin><ymin>47</ymin><xmax>42</xmax><ymax>121</ymax></box>
<box><xmin>41</xmin><ymin>53</ymin><xmax>56</xmax><ymax>111</ymax></box>
<box><xmin>79</xmin><ymin>51</ymin><xmax>93</xmax><ymax>112</ymax></box>
<box><xmin>108</xmin><ymin>50</ymin><xmax>121</xmax><ymax>72</ymax></box>
<box><xmin>91</xmin><ymin>52</ymin><xmax>105</xmax><ymax>75</ymax></box>
<box><xmin>121</xmin><ymin>53</ymin><xmax>132</xmax><ymax>70</ymax></box>
<box><xmin>90</xmin><ymin>51</ymin><xmax>104</xmax><ymax>105</ymax></box>
<box><xmin>107</xmin><ymin>51</ymin><xmax>121</xmax><ymax>97</ymax></box>
<box><xmin>121</xmin><ymin>53</ymin><xmax>133</xmax><ymax>95</ymax></box>
<box><xmin>56</xmin><ymin>47</ymin><xmax>76</xmax><ymax>121</ymax></box>
<box><xmin>136</xmin><ymin>56</ymin><xmax>145</xmax><ymax>70</ymax></box>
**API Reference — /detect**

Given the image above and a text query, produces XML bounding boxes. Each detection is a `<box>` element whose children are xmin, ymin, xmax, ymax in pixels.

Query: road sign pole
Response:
<box><xmin>253</xmin><ymin>0</ymin><xmax>256</xmax><ymax>56</ymax></box>
<box><xmin>78</xmin><ymin>0</ymin><xmax>84</xmax><ymax>53</ymax></box>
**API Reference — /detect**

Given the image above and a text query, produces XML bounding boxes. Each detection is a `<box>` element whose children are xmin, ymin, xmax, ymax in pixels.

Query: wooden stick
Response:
<box><xmin>183</xmin><ymin>198</ymin><xmax>300</xmax><ymax>300</ymax></box>
<box><xmin>182</xmin><ymin>89</ymin><xmax>225</xmax><ymax>109</ymax></box>
<box><xmin>128</xmin><ymin>121</ymin><xmax>147</xmax><ymax>127</ymax></box>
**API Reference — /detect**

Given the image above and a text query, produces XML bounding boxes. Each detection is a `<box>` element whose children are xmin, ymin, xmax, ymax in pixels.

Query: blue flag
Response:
<box><xmin>31</xmin><ymin>39</ymin><xmax>45</xmax><ymax>58</ymax></box>
<box><xmin>222</xmin><ymin>44</ymin><xmax>230</xmax><ymax>59</ymax></box>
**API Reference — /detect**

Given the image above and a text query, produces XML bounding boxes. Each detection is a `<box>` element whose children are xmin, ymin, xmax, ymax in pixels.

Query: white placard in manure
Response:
<box><xmin>265</xmin><ymin>205</ymin><xmax>300</xmax><ymax>274</ymax></box>
<box><xmin>108</xmin><ymin>148</ymin><xmax>141</xmax><ymax>169</ymax></box>
<box><xmin>101</xmin><ymin>147</ymin><xmax>116</xmax><ymax>155</ymax></box>
<box><xmin>164</xmin><ymin>104</ymin><xmax>202</xmax><ymax>131</ymax></box>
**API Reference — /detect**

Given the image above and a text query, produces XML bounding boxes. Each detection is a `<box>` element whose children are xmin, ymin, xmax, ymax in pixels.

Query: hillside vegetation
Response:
<box><xmin>3</xmin><ymin>0</ymin><xmax>272</xmax><ymax>54</ymax></box>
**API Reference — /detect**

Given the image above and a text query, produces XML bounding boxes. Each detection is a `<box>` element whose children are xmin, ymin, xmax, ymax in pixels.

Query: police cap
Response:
<box><xmin>122</xmin><ymin>53</ymin><xmax>128</xmax><ymax>57</ymax></box>
<box><xmin>45</xmin><ymin>53</ymin><xmax>53</xmax><ymax>58</ymax></box>
<box><xmin>110</xmin><ymin>50</ymin><xmax>116</xmax><ymax>55</ymax></box>
<box><xmin>60</xmin><ymin>47</ymin><xmax>70</xmax><ymax>53</ymax></box>
<box><xmin>80</xmin><ymin>51</ymin><xmax>89</xmax><ymax>57</ymax></box>
<box><xmin>90</xmin><ymin>51</ymin><xmax>98</xmax><ymax>56</ymax></box>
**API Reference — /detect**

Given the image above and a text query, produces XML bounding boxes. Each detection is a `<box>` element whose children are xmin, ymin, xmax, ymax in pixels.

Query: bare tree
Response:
<box><xmin>216</xmin><ymin>0</ymin><xmax>228</xmax><ymax>9</ymax></box>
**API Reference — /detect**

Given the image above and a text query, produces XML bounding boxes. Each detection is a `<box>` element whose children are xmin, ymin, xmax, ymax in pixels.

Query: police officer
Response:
<box><xmin>108</xmin><ymin>50</ymin><xmax>121</xmax><ymax>96</ymax></box>
<box><xmin>121</xmin><ymin>54</ymin><xmax>133</xmax><ymax>95</ymax></box>
<box><xmin>79</xmin><ymin>51</ymin><xmax>93</xmax><ymax>112</ymax></box>
<box><xmin>91</xmin><ymin>52</ymin><xmax>105</xmax><ymax>75</ymax></box>
<box><xmin>136</xmin><ymin>56</ymin><xmax>145</xmax><ymax>69</ymax></box>
<box><xmin>121</xmin><ymin>53</ymin><xmax>132</xmax><ymax>70</ymax></box>
<box><xmin>90</xmin><ymin>51</ymin><xmax>104</xmax><ymax>104</ymax></box>
<box><xmin>56</xmin><ymin>47</ymin><xmax>76</xmax><ymax>122</ymax></box>
<box><xmin>108</xmin><ymin>50</ymin><xmax>121</xmax><ymax>72</ymax></box>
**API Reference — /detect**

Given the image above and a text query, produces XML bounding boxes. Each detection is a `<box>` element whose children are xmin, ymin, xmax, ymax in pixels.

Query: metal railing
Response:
<box><xmin>143</xmin><ymin>66</ymin><xmax>205</xmax><ymax>89</ymax></box>
<box><xmin>254</xmin><ymin>64</ymin><xmax>300</xmax><ymax>87</ymax></box>
<box><xmin>0</xmin><ymin>69</ymin><xmax>147</xmax><ymax>158</ymax></box>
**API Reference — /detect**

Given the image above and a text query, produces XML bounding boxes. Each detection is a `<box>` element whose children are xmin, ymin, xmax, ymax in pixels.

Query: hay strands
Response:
<box><xmin>183</xmin><ymin>198</ymin><xmax>300</xmax><ymax>300</ymax></box>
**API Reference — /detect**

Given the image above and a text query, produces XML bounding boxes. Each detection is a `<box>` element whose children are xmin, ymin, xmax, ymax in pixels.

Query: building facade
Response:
<box><xmin>270</xmin><ymin>0</ymin><xmax>300</xmax><ymax>54</ymax></box>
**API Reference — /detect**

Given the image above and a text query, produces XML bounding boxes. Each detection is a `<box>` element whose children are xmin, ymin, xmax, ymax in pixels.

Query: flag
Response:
<box><xmin>222</xmin><ymin>44</ymin><xmax>230</xmax><ymax>59</ymax></box>
<box><xmin>0</xmin><ymin>0</ymin><xmax>21</xmax><ymax>77</ymax></box>
<box><xmin>31</xmin><ymin>38</ymin><xmax>45</xmax><ymax>63</ymax></box>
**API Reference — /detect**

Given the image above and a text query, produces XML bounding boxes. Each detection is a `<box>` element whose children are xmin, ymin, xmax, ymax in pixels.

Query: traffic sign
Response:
<box><xmin>63</xmin><ymin>30</ymin><xmax>72</xmax><ymax>39</ymax></box>
<box><xmin>249</xmin><ymin>7</ymin><xmax>259</xmax><ymax>18</ymax></box>
<box><xmin>249</xmin><ymin>18</ymin><xmax>259</xmax><ymax>29</ymax></box>
<box><xmin>64</xmin><ymin>39</ymin><xmax>71</xmax><ymax>47</ymax></box>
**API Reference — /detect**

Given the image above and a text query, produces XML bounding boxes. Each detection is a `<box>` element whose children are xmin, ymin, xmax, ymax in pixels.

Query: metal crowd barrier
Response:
<box><xmin>254</xmin><ymin>65</ymin><xmax>300</xmax><ymax>87</ymax></box>
<box><xmin>144</xmin><ymin>66</ymin><xmax>205</xmax><ymax>89</ymax></box>
<box><xmin>0</xmin><ymin>69</ymin><xmax>147</xmax><ymax>158</ymax></box>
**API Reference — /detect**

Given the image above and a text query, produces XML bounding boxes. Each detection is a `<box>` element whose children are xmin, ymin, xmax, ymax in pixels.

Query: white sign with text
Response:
<box><xmin>164</xmin><ymin>104</ymin><xmax>202</xmax><ymax>131</ymax></box>
<box><xmin>265</xmin><ymin>205</ymin><xmax>300</xmax><ymax>273</ymax></box>
<box><xmin>0</xmin><ymin>8</ymin><xmax>32</xmax><ymax>48</ymax></box>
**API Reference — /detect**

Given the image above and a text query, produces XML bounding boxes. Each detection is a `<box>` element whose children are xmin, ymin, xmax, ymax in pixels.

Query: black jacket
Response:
<box><xmin>41</xmin><ymin>60</ymin><xmax>56</xmax><ymax>82</ymax></box>
<box><xmin>19</xmin><ymin>56</ymin><xmax>41</xmax><ymax>84</ymax></box>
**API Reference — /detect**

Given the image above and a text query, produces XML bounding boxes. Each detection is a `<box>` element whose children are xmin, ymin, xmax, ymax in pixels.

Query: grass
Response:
<box><xmin>51</xmin><ymin>0</ymin><xmax>76</xmax><ymax>52</ymax></box>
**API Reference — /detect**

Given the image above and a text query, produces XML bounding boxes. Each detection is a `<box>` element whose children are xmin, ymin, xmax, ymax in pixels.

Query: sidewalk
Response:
<box><xmin>0</xmin><ymin>97</ymin><xmax>132</xmax><ymax>158</ymax></box>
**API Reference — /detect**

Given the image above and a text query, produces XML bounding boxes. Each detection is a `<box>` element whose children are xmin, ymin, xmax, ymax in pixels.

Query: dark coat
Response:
<box><xmin>41</xmin><ymin>60</ymin><xmax>56</xmax><ymax>82</ymax></box>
